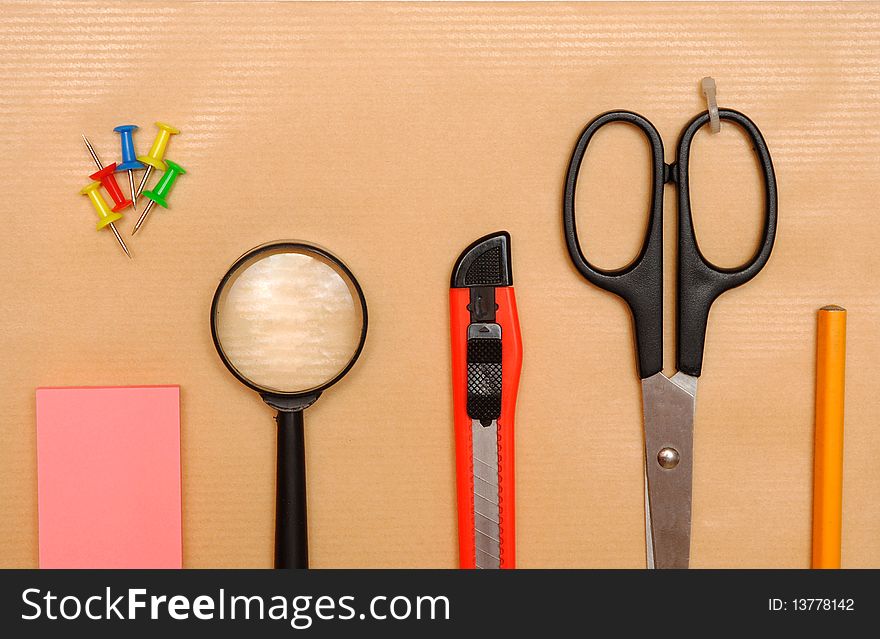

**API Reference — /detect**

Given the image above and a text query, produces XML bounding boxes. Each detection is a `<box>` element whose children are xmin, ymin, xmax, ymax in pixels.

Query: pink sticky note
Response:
<box><xmin>36</xmin><ymin>386</ymin><xmax>182</xmax><ymax>568</ymax></box>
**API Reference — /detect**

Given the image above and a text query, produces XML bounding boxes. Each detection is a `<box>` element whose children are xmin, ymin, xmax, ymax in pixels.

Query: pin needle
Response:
<box><xmin>128</xmin><ymin>171</ymin><xmax>137</xmax><ymax>212</ymax></box>
<box><xmin>82</xmin><ymin>134</ymin><xmax>103</xmax><ymax>170</ymax></box>
<box><xmin>135</xmin><ymin>167</ymin><xmax>152</xmax><ymax>208</ymax></box>
<box><xmin>132</xmin><ymin>202</ymin><xmax>153</xmax><ymax>235</ymax></box>
<box><xmin>108</xmin><ymin>222</ymin><xmax>133</xmax><ymax>259</ymax></box>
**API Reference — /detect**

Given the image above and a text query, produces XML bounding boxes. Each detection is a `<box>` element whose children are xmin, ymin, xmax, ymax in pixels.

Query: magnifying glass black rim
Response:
<box><xmin>210</xmin><ymin>240</ymin><xmax>369</xmax><ymax>400</ymax></box>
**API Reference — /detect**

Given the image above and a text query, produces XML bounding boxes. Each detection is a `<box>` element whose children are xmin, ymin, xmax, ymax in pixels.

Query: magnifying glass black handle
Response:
<box><xmin>275</xmin><ymin>410</ymin><xmax>309</xmax><ymax>568</ymax></box>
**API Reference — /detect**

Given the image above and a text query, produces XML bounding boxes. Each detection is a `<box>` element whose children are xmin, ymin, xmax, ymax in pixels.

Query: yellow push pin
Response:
<box><xmin>80</xmin><ymin>182</ymin><xmax>132</xmax><ymax>259</ymax></box>
<box><xmin>134</xmin><ymin>122</ymin><xmax>180</xmax><ymax>206</ymax></box>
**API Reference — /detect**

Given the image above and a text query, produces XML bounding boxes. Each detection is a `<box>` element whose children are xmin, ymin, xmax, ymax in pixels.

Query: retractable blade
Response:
<box><xmin>473</xmin><ymin>417</ymin><xmax>501</xmax><ymax>568</ymax></box>
<box><xmin>450</xmin><ymin>231</ymin><xmax>522</xmax><ymax>569</ymax></box>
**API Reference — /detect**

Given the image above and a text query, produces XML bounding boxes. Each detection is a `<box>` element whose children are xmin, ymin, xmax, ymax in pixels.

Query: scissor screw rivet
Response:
<box><xmin>657</xmin><ymin>447</ymin><xmax>680</xmax><ymax>469</ymax></box>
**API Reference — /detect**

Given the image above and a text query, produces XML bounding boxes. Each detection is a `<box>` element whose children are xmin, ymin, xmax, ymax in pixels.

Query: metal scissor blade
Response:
<box><xmin>641</xmin><ymin>371</ymin><xmax>697</xmax><ymax>569</ymax></box>
<box><xmin>472</xmin><ymin>418</ymin><xmax>501</xmax><ymax>569</ymax></box>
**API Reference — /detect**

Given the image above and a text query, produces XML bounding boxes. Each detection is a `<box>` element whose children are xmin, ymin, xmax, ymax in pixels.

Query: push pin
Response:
<box><xmin>82</xmin><ymin>135</ymin><xmax>131</xmax><ymax>211</ymax></box>
<box><xmin>89</xmin><ymin>164</ymin><xmax>132</xmax><ymax>213</ymax></box>
<box><xmin>132</xmin><ymin>160</ymin><xmax>186</xmax><ymax>235</ymax></box>
<box><xmin>113</xmin><ymin>125</ymin><xmax>145</xmax><ymax>212</ymax></box>
<box><xmin>80</xmin><ymin>182</ymin><xmax>132</xmax><ymax>258</ymax></box>
<box><xmin>134</xmin><ymin>122</ymin><xmax>180</xmax><ymax>206</ymax></box>
<box><xmin>701</xmin><ymin>77</ymin><xmax>721</xmax><ymax>133</ymax></box>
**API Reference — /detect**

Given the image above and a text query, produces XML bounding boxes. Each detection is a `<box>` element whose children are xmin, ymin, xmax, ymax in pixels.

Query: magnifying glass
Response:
<box><xmin>210</xmin><ymin>241</ymin><xmax>368</xmax><ymax>568</ymax></box>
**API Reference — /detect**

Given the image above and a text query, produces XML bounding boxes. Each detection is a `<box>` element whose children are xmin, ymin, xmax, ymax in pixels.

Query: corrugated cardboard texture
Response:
<box><xmin>1</xmin><ymin>1</ymin><xmax>878</xmax><ymax>568</ymax></box>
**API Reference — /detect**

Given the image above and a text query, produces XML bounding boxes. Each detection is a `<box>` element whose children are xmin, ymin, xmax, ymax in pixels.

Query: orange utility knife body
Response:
<box><xmin>450</xmin><ymin>231</ymin><xmax>522</xmax><ymax>569</ymax></box>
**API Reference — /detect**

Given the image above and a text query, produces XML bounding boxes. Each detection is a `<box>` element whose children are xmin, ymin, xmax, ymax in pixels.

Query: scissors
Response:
<box><xmin>563</xmin><ymin>109</ymin><xmax>777</xmax><ymax>568</ymax></box>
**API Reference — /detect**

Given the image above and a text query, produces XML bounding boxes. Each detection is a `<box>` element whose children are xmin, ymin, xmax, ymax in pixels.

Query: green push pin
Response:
<box><xmin>132</xmin><ymin>160</ymin><xmax>186</xmax><ymax>235</ymax></box>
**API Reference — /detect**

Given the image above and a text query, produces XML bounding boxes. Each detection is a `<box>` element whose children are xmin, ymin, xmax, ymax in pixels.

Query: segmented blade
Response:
<box><xmin>472</xmin><ymin>418</ymin><xmax>501</xmax><ymax>569</ymax></box>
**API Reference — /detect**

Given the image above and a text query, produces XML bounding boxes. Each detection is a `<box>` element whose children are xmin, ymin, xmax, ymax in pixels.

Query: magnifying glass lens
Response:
<box><xmin>213</xmin><ymin>247</ymin><xmax>365</xmax><ymax>394</ymax></box>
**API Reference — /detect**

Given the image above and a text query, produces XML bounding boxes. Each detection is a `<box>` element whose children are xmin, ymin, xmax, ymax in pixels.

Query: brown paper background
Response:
<box><xmin>1</xmin><ymin>1</ymin><xmax>878</xmax><ymax>568</ymax></box>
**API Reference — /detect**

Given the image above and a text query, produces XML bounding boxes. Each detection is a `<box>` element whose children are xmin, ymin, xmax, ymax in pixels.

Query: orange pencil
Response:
<box><xmin>811</xmin><ymin>305</ymin><xmax>846</xmax><ymax>569</ymax></box>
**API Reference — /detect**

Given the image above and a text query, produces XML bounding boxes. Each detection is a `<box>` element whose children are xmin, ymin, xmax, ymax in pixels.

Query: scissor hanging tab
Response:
<box><xmin>701</xmin><ymin>77</ymin><xmax>721</xmax><ymax>133</ymax></box>
<box><xmin>450</xmin><ymin>231</ymin><xmax>522</xmax><ymax>569</ymax></box>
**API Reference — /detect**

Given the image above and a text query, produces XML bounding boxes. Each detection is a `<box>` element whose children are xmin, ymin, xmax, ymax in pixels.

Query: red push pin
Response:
<box><xmin>89</xmin><ymin>163</ymin><xmax>132</xmax><ymax>212</ymax></box>
<box><xmin>82</xmin><ymin>134</ymin><xmax>131</xmax><ymax>212</ymax></box>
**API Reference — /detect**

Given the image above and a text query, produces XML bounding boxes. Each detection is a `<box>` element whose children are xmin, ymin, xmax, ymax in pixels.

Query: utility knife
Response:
<box><xmin>450</xmin><ymin>231</ymin><xmax>522</xmax><ymax>569</ymax></box>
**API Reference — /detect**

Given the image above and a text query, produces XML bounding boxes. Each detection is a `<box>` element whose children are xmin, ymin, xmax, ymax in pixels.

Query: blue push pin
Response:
<box><xmin>113</xmin><ymin>125</ymin><xmax>145</xmax><ymax>213</ymax></box>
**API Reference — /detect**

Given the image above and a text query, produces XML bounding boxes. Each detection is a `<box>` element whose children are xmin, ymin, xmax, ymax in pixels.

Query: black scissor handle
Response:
<box><xmin>675</xmin><ymin>109</ymin><xmax>778</xmax><ymax>377</ymax></box>
<box><xmin>563</xmin><ymin>111</ymin><xmax>666</xmax><ymax>379</ymax></box>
